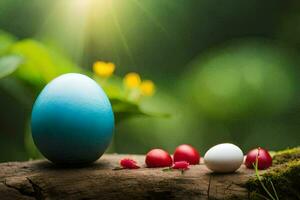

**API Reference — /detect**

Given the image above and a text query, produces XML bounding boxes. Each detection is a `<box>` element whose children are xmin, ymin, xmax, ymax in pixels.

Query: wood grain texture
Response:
<box><xmin>0</xmin><ymin>154</ymin><xmax>268</xmax><ymax>200</ymax></box>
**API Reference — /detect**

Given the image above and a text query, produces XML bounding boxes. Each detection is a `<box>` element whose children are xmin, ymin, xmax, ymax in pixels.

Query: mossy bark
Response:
<box><xmin>246</xmin><ymin>147</ymin><xmax>300</xmax><ymax>200</ymax></box>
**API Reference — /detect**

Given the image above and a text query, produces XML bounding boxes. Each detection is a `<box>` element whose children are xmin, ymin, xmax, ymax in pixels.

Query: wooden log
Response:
<box><xmin>0</xmin><ymin>150</ymin><xmax>299</xmax><ymax>200</ymax></box>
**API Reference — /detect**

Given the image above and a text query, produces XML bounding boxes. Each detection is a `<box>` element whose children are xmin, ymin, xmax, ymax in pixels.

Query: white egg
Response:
<box><xmin>204</xmin><ymin>143</ymin><xmax>244</xmax><ymax>173</ymax></box>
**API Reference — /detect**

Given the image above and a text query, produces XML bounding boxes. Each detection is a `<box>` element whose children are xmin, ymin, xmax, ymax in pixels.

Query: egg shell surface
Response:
<box><xmin>31</xmin><ymin>73</ymin><xmax>114</xmax><ymax>165</ymax></box>
<box><xmin>204</xmin><ymin>143</ymin><xmax>244</xmax><ymax>173</ymax></box>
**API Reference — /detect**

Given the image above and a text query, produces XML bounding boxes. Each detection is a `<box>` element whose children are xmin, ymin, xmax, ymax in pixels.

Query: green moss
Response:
<box><xmin>272</xmin><ymin>147</ymin><xmax>300</xmax><ymax>165</ymax></box>
<box><xmin>246</xmin><ymin>147</ymin><xmax>300</xmax><ymax>200</ymax></box>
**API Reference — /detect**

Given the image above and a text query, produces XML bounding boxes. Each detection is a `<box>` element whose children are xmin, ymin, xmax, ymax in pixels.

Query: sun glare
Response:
<box><xmin>38</xmin><ymin>0</ymin><xmax>171</xmax><ymax>66</ymax></box>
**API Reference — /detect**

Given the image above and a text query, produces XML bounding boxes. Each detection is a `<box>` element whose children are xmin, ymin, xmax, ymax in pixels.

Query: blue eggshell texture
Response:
<box><xmin>31</xmin><ymin>73</ymin><xmax>114</xmax><ymax>164</ymax></box>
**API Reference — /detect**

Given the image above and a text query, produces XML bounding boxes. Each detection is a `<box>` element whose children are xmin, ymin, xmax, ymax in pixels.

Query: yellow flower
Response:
<box><xmin>140</xmin><ymin>80</ymin><xmax>155</xmax><ymax>96</ymax></box>
<box><xmin>93</xmin><ymin>61</ymin><xmax>115</xmax><ymax>78</ymax></box>
<box><xmin>123</xmin><ymin>72</ymin><xmax>141</xmax><ymax>88</ymax></box>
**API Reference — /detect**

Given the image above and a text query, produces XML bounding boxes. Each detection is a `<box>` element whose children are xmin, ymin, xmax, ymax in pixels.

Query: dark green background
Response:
<box><xmin>0</xmin><ymin>0</ymin><xmax>299</xmax><ymax>162</ymax></box>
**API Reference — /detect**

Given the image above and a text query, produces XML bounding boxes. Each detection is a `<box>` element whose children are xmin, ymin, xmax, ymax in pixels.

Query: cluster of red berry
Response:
<box><xmin>118</xmin><ymin>145</ymin><xmax>272</xmax><ymax>171</ymax></box>
<box><xmin>118</xmin><ymin>144</ymin><xmax>198</xmax><ymax>171</ymax></box>
<box><xmin>145</xmin><ymin>144</ymin><xmax>200</xmax><ymax>170</ymax></box>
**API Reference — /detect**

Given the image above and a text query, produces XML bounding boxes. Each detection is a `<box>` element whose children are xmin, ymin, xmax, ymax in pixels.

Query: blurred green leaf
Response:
<box><xmin>94</xmin><ymin>76</ymin><xmax>169</xmax><ymax>123</ymax></box>
<box><xmin>111</xmin><ymin>97</ymin><xmax>170</xmax><ymax>123</ymax></box>
<box><xmin>0</xmin><ymin>30</ymin><xmax>17</xmax><ymax>55</ymax></box>
<box><xmin>0</xmin><ymin>77</ymin><xmax>34</xmax><ymax>106</ymax></box>
<box><xmin>0</xmin><ymin>55</ymin><xmax>23</xmax><ymax>79</ymax></box>
<box><xmin>95</xmin><ymin>75</ymin><xmax>125</xmax><ymax>99</ymax></box>
<box><xmin>9</xmin><ymin>39</ymin><xmax>81</xmax><ymax>88</ymax></box>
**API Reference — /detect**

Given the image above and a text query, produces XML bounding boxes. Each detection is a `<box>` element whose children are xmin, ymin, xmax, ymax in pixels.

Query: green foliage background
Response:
<box><xmin>0</xmin><ymin>0</ymin><xmax>299</xmax><ymax>161</ymax></box>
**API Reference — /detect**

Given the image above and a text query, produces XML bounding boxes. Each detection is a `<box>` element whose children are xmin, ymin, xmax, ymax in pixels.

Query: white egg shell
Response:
<box><xmin>204</xmin><ymin>143</ymin><xmax>244</xmax><ymax>173</ymax></box>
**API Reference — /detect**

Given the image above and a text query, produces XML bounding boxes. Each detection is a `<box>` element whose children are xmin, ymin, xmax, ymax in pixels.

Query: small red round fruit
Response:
<box><xmin>173</xmin><ymin>144</ymin><xmax>200</xmax><ymax>165</ymax></box>
<box><xmin>145</xmin><ymin>149</ymin><xmax>173</xmax><ymax>168</ymax></box>
<box><xmin>245</xmin><ymin>147</ymin><xmax>272</xmax><ymax>170</ymax></box>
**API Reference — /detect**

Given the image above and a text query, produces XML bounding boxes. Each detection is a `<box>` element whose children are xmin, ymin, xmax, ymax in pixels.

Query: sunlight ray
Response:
<box><xmin>109</xmin><ymin>1</ymin><xmax>135</xmax><ymax>66</ymax></box>
<box><xmin>130</xmin><ymin>0</ymin><xmax>170</xmax><ymax>37</ymax></box>
<box><xmin>36</xmin><ymin>0</ymin><xmax>92</xmax><ymax>65</ymax></box>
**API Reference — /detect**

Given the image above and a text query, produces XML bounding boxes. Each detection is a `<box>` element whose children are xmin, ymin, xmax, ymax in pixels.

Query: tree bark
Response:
<box><xmin>0</xmin><ymin>152</ymin><xmax>298</xmax><ymax>200</ymax></box>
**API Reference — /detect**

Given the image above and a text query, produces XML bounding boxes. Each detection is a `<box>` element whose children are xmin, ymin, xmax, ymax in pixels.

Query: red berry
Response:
<box><xmin>173</xmin><ymin>144</ymin><xmax>200</xmax><ymax>165</ymax></box>
<box><xmin>172</xmin><ymin>161</ymin><xmax>190</xmax><ymax>170</ymax></box>
<box><xmin>120</xmin><ymin>158</ymin><xmax>140</xmax><ymax>169</ymax></box>
<box><xmin>145</xmin><ymin>149</ymin><xmax>173</xmax><ymax>168</ymax></box>
<box><xmin>245</xmin><ymin>147</ymin><xmax>272</xmax><ymax>170</ymax></box>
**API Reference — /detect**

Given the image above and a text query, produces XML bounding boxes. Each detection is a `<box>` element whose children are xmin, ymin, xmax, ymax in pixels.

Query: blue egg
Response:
<box><xmin>31</xmin><ymin>73</ymin><xmax>114</xmax><ymax>164</ymax></box>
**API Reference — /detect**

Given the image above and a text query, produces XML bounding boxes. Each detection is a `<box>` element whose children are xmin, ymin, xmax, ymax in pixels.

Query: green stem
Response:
<box><xmin>269</xmin><ymin>179</ymin><xmax>279</xmax><ymax>200</ymax></box>
<box><xmin>254</xmin><ymin>157</ymin><xmax>277</xmax><ymax>200</ymax></box>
